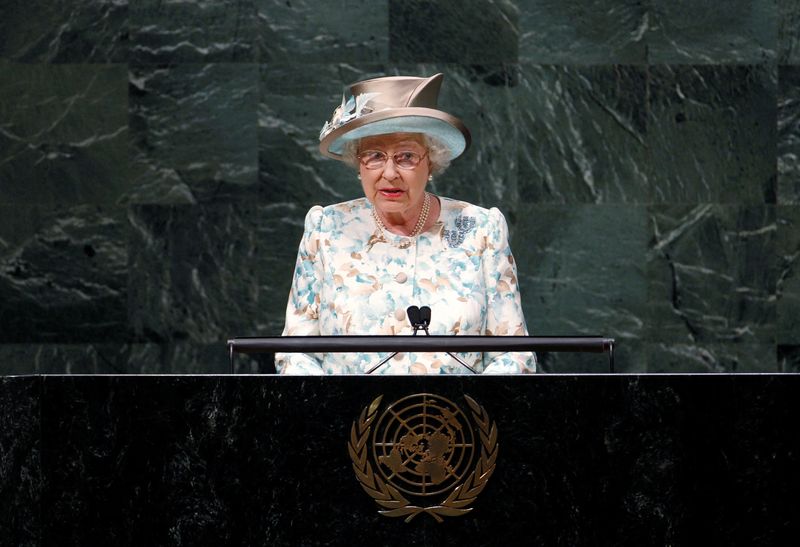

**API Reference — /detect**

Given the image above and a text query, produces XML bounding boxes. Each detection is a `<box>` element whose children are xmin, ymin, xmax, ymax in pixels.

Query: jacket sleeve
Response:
<box><xmin>275</xmin><ymin>206</ymin><xmax>326</xmax><ymax>375</ymax></box>
<box><xmin>481</xmin><ymin>208</ymin><xmax>537</xmax><ymax>373</ymax></box>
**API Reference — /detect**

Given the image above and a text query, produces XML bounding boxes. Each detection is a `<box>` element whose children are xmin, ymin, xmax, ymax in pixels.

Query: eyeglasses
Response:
<box><xmin>357</xmin><ymin>150</ymin><xmax>428</xmax><ymax>170</ymax></box>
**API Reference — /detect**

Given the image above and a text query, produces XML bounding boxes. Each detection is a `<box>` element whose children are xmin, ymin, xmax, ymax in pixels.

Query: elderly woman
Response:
<box><xmin>276</xmin><ymin>73</ymin><xmax>535</xmax><ymax>374</ymax></box>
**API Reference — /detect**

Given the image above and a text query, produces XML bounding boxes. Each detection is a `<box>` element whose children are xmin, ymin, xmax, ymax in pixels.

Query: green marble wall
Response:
<box><xmin>0</xmin><ymin>0</ymin><xmax>798</xmax><ymax>373</ymax></box>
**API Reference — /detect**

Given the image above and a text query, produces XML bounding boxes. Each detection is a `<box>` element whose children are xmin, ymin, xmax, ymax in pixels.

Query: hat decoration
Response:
<box><xmin>319</xmin><ymin>92</ymin><xmax>380</xmax><ymax>141</ymax></box>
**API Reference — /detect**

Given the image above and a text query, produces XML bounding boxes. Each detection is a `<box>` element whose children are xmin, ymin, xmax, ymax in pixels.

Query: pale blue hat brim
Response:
<box><xmin>323</xmin><ymin>115</ymin><xmax>469</xmax><ymax>160</ymax></box>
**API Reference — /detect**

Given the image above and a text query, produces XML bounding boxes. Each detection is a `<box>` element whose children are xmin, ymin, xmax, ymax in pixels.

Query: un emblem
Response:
<box><xmin>348</xmin><ymin>393</ymin><xmax>498</xmax><ymax>522</ymax></box>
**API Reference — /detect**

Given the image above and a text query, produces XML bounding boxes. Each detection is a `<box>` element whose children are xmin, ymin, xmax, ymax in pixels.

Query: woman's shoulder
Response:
<box><xmin>322</xmin><ymin>197</ymin><xmax>370</xmax><ymax>216</ymax></box>
<box><xmin>303</xmin><ymin>198</ymin><xmax>369</xmax><ymax>226</ymax></box>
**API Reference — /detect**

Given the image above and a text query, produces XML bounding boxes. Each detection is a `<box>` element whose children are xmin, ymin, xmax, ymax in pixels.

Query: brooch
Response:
<box><xmin>443</xmin><ymin>216</ymin><xmax>476</xmax><ymax>248</ymax></box>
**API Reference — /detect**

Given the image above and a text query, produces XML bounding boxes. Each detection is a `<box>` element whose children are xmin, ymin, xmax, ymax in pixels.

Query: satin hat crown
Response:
<box><xmin>319</xmin><ymin>73</ymin><xmax>471</xmax><ymax>161</ymax></box>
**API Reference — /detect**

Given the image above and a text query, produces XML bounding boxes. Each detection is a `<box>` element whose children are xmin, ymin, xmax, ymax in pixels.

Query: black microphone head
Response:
<box><xmin>406</xmin><ymin>305</ymin><xmax>421</xmax><ymax>326</ymax></box>
<box><xmin>420</xmin><ymin>306</ymin><xmax>431</xmax><ymax>326</ymax></box>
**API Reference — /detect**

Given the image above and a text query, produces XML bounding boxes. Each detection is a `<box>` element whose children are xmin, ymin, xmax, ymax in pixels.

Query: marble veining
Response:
<box><xmin>130</xmin><ymin>0</ymin><xmax>258</xmax><ymax>63</ymax></box>
<box><xmin>517</xmin><ymin>65</ymin><xmax>649</xmax><ymax>203</ymax></box>
<box><xmin>519</xmin><ymin>0</ymin><xmax>649</xmax><ymax>63</ymax></box>
<box><xmin>777</xmin><ymin>206</ymin><xmax>800</xmax><ymax>343</ymax></box>
<box><xmin>0</xmin><ymin>205</ymin><xmax>128</xmax><ymax>343</ymax></box>
<box><xmin>128</xmin><ymin>63</ymin><xmax>259</xmax><ymax>205</ymax></box>
<box><xmin>519</xmin><ymin>0</ymin><xmax>776</xmax><ymax>64</ymax></box>
<box><xmin>647</xmin><ymin>205</ymin><xmax>776</xmax><ymax>346</ymax></box>
<box><xmin>646</xmin><ymin>65</ymin><xmax>777</xmax><ymax>204</ymax></box>
<box><xmin>0</xmin><ymin>343</ymin><xmax>269</xmax><ymax>375</ymax></box>
<box><xmin>778</xmin><ymin>344</ymin><xmax>800</xmax><ymax>371</ymax></box>
<box><xmin>779</xmin><ymin>0</ymin><xmax>800</xmax><ymax>63</ymax></box>
<box><xmin>389</xmin><ymin>0</ymin><xmax>518</xmax><ymax>63</ymax></box>
<box><xmin>0</xmin><ymin>64</ymin><xmax>130</xmax><ymax>207</ymax></box>
<box><xmin>127</xmin><ymin>203</ymin><xmax>299</xmax><ymax>344</ymax></box>
<box><xmin>513</xmin><ymin>204</ymin><xmax>647</xmax><ymax>352</ymax></box>
<box><xmin>0</xmin><ymin>0</ymin><xmax>128</xmax><ymax>63</ymax></box>
<box><xmin>779</xmin><ymin>65</ymin><xmax>800</xmax><ymax>204</ymax></box>
<box><xmin>260</xmin><ymin>0</ymin><xmax>388</xmax><ymax>63</ymax></box>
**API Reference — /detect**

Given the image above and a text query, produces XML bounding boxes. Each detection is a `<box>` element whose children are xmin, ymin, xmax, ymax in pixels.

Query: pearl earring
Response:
<box><xmin>428</xmin><ymin>174</ymin><xmax>433</xmax><ymax>181</ymax></box>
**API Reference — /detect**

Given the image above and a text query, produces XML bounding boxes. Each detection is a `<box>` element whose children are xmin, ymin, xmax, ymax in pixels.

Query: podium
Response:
<box><xmin>1</xmin><ymin>372</ymin><xmax>796</xmax><ymax>546</ymax></box>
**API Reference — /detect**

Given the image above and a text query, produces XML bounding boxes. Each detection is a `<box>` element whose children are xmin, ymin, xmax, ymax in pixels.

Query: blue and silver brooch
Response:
<box><xmin>443</xmin><ymin>216</ymin><xmax>476</xmax><ymax>248</ymax></box>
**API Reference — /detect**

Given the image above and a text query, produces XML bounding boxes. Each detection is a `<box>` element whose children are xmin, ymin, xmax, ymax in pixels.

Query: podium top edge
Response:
<box><xmin>225</xmin><ymin>335</ymin><xmax>615</xmax><ymax>354</ymax></box>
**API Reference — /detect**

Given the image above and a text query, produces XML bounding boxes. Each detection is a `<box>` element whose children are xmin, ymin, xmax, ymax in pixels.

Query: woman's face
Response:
<box><xmin>357</xmin><ymin>133</ymin><xmax>431</xmax><ymax>217</ymax></box>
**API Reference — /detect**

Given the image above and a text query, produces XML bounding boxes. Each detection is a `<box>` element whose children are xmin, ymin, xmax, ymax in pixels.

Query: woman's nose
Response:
<box><xmin>382</xmin><ymin>157</ymin><xmax>399</xmax><ymax>179</ymax></box>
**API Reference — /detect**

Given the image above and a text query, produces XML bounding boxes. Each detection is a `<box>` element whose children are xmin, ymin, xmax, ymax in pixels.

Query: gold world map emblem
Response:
<box><xmin>348</xmin><ymin>393</ymin><xmax>498</xmax><ymax>522</ymax></box>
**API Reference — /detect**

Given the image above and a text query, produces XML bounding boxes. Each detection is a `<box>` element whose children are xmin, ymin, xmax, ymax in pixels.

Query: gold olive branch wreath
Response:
<box><xmin>348</xmin><ymin>394</ymin><xmax>498</xmax><ymax>523</ymax></box>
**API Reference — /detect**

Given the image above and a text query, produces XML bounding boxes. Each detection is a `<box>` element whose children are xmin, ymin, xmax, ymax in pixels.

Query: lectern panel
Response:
<box><xmin>0</xmin><ymin>375</ymin><xmax>796</xmax><ymax>546</ymax></box>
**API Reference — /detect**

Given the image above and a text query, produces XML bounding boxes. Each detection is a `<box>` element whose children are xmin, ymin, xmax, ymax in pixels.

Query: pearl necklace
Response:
<box><xmin>371</xmin><ymin>192</ymin><xmax>431</xmax><ymax>244</ymax></box>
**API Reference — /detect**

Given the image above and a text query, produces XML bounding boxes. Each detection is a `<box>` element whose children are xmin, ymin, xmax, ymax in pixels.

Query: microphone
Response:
<box><xmin>407</xmin><ymin>305</ymin><xmax>429</xmax><ymax>335</ymax></box>
<box><xmin>406</xmin><ymin>305</ymin><xmax>421</xmax><ymax>329</ymax></box>
<box><xmin>419</xmin><ymin>306</ymin><xmax>431</xmax><ymax>327</ymax></box>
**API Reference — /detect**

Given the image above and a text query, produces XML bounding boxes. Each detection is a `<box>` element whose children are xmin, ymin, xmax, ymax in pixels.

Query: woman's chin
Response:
<box><xmin>373</xmin><ymin>197</ymin><xmax>408</xmax><ymax>212</ymax></box>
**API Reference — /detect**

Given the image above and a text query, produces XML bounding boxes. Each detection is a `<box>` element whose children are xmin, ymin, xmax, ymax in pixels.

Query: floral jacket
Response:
<box><xmin>276</xmin><ymin>196</ymin><xmax>536</xmax><ymax>374</ymax></box>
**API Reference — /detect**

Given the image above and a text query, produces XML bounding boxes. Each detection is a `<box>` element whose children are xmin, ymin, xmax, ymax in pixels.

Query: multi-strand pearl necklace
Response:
<box><xmin>371</xmin><ymin>192</ymin><xmax>431</xmax><ymax>246</ymax></box>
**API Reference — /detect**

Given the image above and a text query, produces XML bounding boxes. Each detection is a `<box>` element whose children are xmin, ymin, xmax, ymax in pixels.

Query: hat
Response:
<box><xmin>318</xmin><ymin>73</ymin><xmax>471</xmax><ymax>161</ymax></box>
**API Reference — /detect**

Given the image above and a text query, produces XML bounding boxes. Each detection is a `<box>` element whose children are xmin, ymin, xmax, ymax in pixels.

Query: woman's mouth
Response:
<box><xmin>379</xmin><ymin>188</ymin><xmax>404</xmax><ymax>198</ymax></box>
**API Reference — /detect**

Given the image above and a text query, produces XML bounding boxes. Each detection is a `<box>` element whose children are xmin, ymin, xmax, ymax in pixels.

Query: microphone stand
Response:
<box><xmin>364</xmin><ymin>351</ymin><xmax>399</xmax><ymax>374</ymax></box>
<box><xmin>363</xmin><ymin>306</ymin><xmax>421</xmax><ymax>374</ymax></box>
<box><xmin>418</xmin><ymin>307</ymin><xmax>478</xmax><ymax>375</ymax></box>
<box><xmin>365</xmin><ymin>306</ymin><xmax>478</xmax><ymax>375</ymax></box>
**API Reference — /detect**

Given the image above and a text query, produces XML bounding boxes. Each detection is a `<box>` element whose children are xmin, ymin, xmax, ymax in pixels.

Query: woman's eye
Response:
<box><xmin>363</xmin><ymin>151</ymin><xmax>385</xmax><ymax>161</ymax></box>
<box><xmin>396</xmin><ymin>152</ymin><xmax>415</xmax><ymax>161</ymax></box>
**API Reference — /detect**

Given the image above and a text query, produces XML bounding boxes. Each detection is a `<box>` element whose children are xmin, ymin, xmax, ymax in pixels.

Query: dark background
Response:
<box><xmin>0</xmin><ymin>0</ymin><xmax>799</xmax><ymax>374</ymax></box>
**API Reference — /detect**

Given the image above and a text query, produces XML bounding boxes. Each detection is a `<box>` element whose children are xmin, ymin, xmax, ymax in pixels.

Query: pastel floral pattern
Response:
<box><xmin>276</xmin><ymin>197</ymin><xmax>536</xmax><ymax>375</ymax></box>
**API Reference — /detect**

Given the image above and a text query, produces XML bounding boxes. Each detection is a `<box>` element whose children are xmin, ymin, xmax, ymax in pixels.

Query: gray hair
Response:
<box><xmin>341</xmin><ymin>134</ymin><xmax>452</xmax><ymax>176</ymax></box>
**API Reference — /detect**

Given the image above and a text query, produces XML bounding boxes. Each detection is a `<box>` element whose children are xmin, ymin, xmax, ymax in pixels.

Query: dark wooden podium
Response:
<box><xmin>1</xmin><ymin>373</ymin><xmax>796</xmax><ymax>546</ymax></box>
